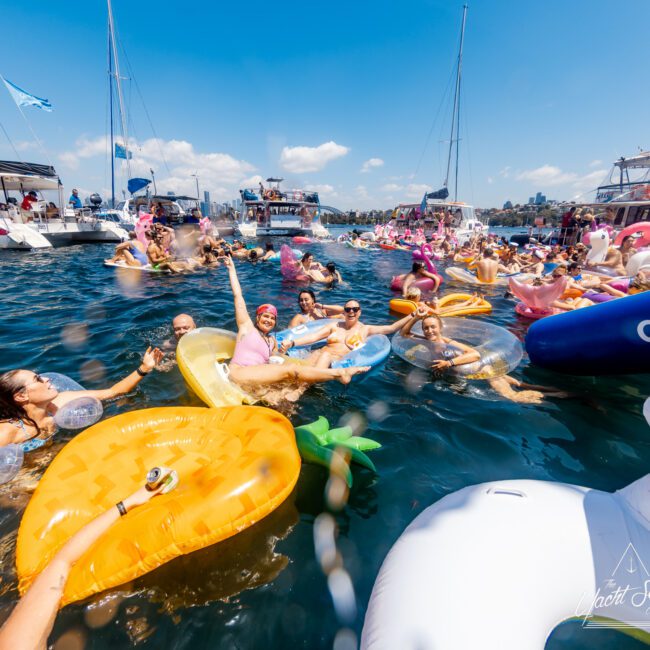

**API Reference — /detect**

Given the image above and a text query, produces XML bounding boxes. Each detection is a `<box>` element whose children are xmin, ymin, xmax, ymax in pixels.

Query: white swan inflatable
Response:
<box><xmin>362</xmin><ymin>402</ymin><xmax>650</xmax><ymax>649</ymax></box>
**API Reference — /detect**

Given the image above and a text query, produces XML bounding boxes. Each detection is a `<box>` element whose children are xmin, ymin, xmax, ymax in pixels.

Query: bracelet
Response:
<box><xmin>116</xmin><ymin>501</ymin><xmax>127</xmax><ymax>516</ymax></box>
<box><xmin>136</xmin><ymin>367</ymin><xmax>150</xmax><ymax>377</ymax></box>
<box><xmin>449</xmin><ymin>358</ymin><xmax>455</xmax><ymax>367</ymax></box>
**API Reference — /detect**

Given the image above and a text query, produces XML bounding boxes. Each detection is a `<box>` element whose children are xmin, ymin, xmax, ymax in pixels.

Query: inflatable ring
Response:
<box><xmin>392</xmin><ymin>319</ymin><xmax>523</xmax><ymax>379</ymax></box>
<box><xmin>614</xmin><ymin>221</ymin><xmax>650</xmax><ymax>248</ymax></box>
<box><xmin>362</xmin><ymin>474</ymin><xmax>650</xmax><ymax>649</ymax></box>
<box><xmin>280</xmin><ymin>245</ymin><xmax>310</xmax><ymax>281</ymax></box>
<box><xmin>514</xmin><ymin>302</ymin><xmax>559</xmax><ymax>320</ymax></box>
<box><xmin>177</xmin><ymin>327</ymin><xmax>256</xmax><ymax>407</ymax></box>
<box><xmin>16</xmin><ymin>406</ymin><xmax>301</xmax><ymax>606</ymax></box>
<box><xmin>275</xmin><ymin>319</ymin><xmax>339</xmax><ymax>358</ymax></box>
<box><xmin>388</xmin><ymin>294</ymin><xmax>492</xmax><ymax>318</ymax></box>
<box><xmin>390</xmin><ymin>275</ymin><xmax>436</xmax><ymax>292</ymax></box>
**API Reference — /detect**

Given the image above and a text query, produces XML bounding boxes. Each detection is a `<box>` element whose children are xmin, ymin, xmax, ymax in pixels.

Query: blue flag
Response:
<box><xmin>115</xmin><ymin>143</ymin><xmax>132</xmax><ymax>160</ymax></box>
<box><xmin>2</xmin><ymin>76</ymin><xmax>52</xmax><ymax>112</ymax></box>
<box><xmin>420</xmin><ymin>192</ymin><xmax>427</xmax><ymax>216</ymax></box>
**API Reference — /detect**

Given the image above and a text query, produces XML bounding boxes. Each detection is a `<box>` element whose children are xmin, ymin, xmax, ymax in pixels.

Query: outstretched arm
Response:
<box><xmin>58</xmin><ymin>347</ymin><xmax>164</xmax><ymax>404</ymax></box>
<box><xmin>223</xmin><ymin>257</ymin><xmax>252</xmax><ymax>330</ymax></box>
<box><xmin>280</xmin><ymin>324</ymin><xmax>333</xmax><ymax>353</ymax></box>
<box><xmin>367</xmin><ymin>313</ymin><xmax>418</xmax><ymax>336</ymax></box>
<box><xmin>0</xmin><ymin>480</ymin><xmax>172</xmax><ymax>650</ymax></box>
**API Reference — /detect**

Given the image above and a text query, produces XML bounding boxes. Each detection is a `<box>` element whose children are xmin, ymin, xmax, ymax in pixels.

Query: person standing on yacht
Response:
<box><xmin>68</xmin><ymin>188</ymin><xmax>83</xmax><ymax>210</ymax></box>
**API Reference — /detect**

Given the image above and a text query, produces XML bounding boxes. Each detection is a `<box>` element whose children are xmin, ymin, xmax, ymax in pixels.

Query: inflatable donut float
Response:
<box><xmin>362</xmin><ymin>473</ymin><xmax>650</xmax><ymax>649</ymax></box>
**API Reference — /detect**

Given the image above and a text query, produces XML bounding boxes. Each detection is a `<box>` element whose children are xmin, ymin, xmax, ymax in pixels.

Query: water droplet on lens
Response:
<box><xmin>405</xmin><ymin>368</ymin><xmax>427</xmax><ymax>393</ymax></box>
<box><xmin>367</xmin><ymin>400</ymin><xmax>389</xmax><ymax>421</ymax></box>
<box><xmin>333</xmin><ymin>628</ymin><xmax>358</xmax><ymax>650</ymax></box>
<box><xmin>61</xmin><ymin>323</ymin><xmax>88</xmax><ymax>350</ymax></box>
<box><xmin>80</xmin><ymin>359</ymin><xmax>106</xmax><ymax>383</ymax></box>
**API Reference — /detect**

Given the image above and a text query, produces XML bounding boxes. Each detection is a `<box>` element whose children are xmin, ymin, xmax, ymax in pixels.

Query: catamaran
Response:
<box><xmin>236</xmin><ymin>178</ymin><xmax>330</xmax><ymax>237</ymax></box>
<box><xmin>388</xmin><ymin>5</ymin><xmax>486</xmax><ymax>244</ymax></box>
<box><xmin>0</xmin><ymin>161</ymin><xmax>128</xmax><ymax>250</ymax></box>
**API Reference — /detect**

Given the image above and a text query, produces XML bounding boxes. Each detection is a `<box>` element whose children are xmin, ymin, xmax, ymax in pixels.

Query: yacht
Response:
<box><xmin>0</xmin><ymin>161</ymin><xmax>128</xmax><ymax>250</ymax></box>
<box><xmin>589</xmin><ymin>151</ymin><xmax>650</xmax><ymax>227</ymax></box>
<box><xmin>390</xmin><ymin>200</ymin><xmax>487</xmax><ymax>243</ymax></box>
<box><xmin>237</xmin><ymin>178</ymin><xmax>330</xmax><ymax>238</ymax></box>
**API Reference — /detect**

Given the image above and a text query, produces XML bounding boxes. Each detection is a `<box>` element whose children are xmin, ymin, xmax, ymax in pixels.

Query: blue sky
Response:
<box><xmin>1</xmin><ymin>0</ymin><xmax>648</xmax><ymax>209</ymax></box>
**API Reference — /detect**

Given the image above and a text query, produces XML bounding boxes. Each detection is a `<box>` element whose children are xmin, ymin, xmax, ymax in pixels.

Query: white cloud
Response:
<box><xmin>572</xmin><ymin>169</ymin><xmax>607</xmax><ymax>191</ymax></box>
<box><xmin>405</xmin><ymin>183</ymin><xmax>432</xmax><ymax>198</ymax></box>
<box><xmin>589</xmin><ymin>159</ymin><xmax>603</xmax><ymax>168</ymax></box>
<box><xmin>304</xmin><ymin>183</ymin><xmax>336</xmax><ymax>197</ymax></box>
<box><xmin>515</xmin><ymin>165</ymin><xmax>577</xmax><ymax>186</ymax></box>
<box><xmin>381</xmin><ymin>183</ymin><xmax>402</xmax><ymax>192</ymax></box>
<box><xmin>59</xmin><ymin>135</ymin><xmax>256</xmax><ymax>201</ymax></box>
<box><xmin>355</xmin><ymin>185</ymin><xmax>369</xmax><ymax>199</ymax></box>
<box><xmin>360</xmin><ymin>157</ymin><xmax>384</xmax><ymax>173</ymax></box>
<box><xmin>279</xmin><ymin>141</ymin><xmax>349</xmax><ymax>173</ymax></box>
<box><xmin>499</xmin><ymin>166</ymin><xmax>511</xmax><ymax>178</ymax></box>
<box><xmin>487</xmin><ymin>177</ymin><xmax>494</xmax><ymax>184</ymax></box>
<box><xmin>239</xmin><ymin>174</ymin><xmax>264</xmax><ymax>188</ymax></box>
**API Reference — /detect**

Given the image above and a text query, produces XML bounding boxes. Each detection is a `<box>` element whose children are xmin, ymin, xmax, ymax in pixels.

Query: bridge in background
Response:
<box><xmin>320</xmin><ymin>205</ymin><xmax>345</xmax><ymax>216</ymax></box>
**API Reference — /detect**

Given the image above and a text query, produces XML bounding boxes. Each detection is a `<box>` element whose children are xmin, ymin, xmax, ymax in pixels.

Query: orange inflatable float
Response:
<box><xmin>16</xmin><ymin>406</ymin><xmax>300</xmax><ymax>606</ymax></box>
<box><xmin>389</xmin><ymin>293</ymin><xmax>492</xmax><ymax>318</ymax></box>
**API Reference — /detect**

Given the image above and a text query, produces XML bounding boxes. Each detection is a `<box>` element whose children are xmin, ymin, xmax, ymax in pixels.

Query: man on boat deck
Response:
<box><xmin>68</xmin><ymin>188</ymin><xmax>82</xmax><ymax>210</ymax></box>
<box><xmin>20</xmin><ymin>191</ymin><xmax>37</xmax><ymax>212</ymax></box>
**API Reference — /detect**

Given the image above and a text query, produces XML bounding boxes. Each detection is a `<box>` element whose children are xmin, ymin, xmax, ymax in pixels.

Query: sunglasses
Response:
<box><xmin>344</xmin><ymin>306</ymin><xmax>361</xmax><ymax>314</ymax></box>
<box><xmin>14</xmin><ymin>374</ymin><xmax>46</xmax><ymax>394</ymax></box>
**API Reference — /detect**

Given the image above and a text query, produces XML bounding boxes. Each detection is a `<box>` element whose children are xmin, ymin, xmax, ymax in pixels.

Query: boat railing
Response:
<box><xmin>241</xmin><ymin>188</ymin><xmax>319</xmax><ymax>203</ymax></box>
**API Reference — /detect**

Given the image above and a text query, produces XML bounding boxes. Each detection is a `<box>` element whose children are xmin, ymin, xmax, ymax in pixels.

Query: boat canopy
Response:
<box><xmin>613</xmin><ymin>152</ymin><xmax>650</xmax><ymax>170</ymax></box>
<box><xmin>0</xmin><ymin>161</ymin><xmax>61</xmax><ymax>191</ymax></box>
<box><xmin>0</xmin><ymin>161</ymin><xmax>57</xmax><ymax>178</ymax></box>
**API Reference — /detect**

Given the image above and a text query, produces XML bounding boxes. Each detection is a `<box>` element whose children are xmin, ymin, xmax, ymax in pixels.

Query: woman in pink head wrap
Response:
<box><xmin>223</xmin><ymin>258</ymin><xmax>368</xmax><ymax>390</ymax></box>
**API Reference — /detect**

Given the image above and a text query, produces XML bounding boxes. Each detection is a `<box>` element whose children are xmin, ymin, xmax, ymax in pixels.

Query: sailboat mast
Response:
<box><xmin>444</xmin><ymin>4</ymin><xmax>468</xmax><ymax>201</ymax></box>
<box><xmin>107</xmin><ymin>0</ymin><xmax>131</xmax><ymax>181</ymax></box>
<box><xmin>108</xmin><ymin>19</ymin><xmax>115</xmax><ymax>207</ymax></box>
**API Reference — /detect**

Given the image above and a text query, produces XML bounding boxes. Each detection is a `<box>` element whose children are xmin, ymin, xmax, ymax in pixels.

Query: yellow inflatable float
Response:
<box><xmin>16</xmin><ymin>405</ymin><xmax>301</xmax><ymax>606</ymax></box>
<box><xmin>177</xmin><ymin>327</ymin><xmax>255</xmax><ymax>407</ymax></box>
<box><xmin>389</xmin><ymin>293</ymin><xmax>492</xmax><ymax>318</ymax></box>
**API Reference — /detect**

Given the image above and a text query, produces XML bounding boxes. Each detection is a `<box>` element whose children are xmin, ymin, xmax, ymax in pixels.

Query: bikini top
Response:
<box><xmin>10</xmin><ymin>419</ymin><xmax>57</xmax><ymax>453</ymax></box>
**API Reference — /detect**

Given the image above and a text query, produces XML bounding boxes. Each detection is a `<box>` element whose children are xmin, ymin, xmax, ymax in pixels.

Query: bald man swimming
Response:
<box><xmin>172</xmin><ymin>313</ymin><xmax>196</xmax><ymax>340</ymax></box>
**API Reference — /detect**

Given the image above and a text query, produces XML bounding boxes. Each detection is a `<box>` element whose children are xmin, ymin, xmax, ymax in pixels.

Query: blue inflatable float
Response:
<box><xmin>525</xmin><ymin>292</ymin><xmax>650</xmax><ymax>375</ymax></box>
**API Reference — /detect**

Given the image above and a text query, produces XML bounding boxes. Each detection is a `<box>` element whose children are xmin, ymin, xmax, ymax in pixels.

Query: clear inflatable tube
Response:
<box><xmin>392</xmin><ymin>319</ymin><xmax>523</xmax><ymax>379</ymax></box>
<box><xmin>0</xmin><ymin>444</ymin><xmax>24</xmax><ymax>484</ymax></box>
<box><xmin>40</xmin><ymin>372</ymin><xmax>103</xmax><ymax>430</ymax></box>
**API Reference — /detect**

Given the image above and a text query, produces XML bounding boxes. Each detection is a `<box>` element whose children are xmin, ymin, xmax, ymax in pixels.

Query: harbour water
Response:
<box><xmin>0</xmin><ymin>230</ymin><xmax>648</xmax><ymax>648</ymax></box>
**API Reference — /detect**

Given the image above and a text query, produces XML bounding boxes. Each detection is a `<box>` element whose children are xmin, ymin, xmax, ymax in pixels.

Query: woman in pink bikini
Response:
<box><xmin>223</xmin><ymin>258</ymin><xmax>368</xmax><ymax>389</ymax></box>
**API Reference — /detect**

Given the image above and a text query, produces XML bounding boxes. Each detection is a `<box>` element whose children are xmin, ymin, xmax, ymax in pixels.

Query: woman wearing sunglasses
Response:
<box><xmin>224</xmin><ymin>258</ymin><xmax>369</xmax><ymax>392</ymax></box>
<box><xmin>288</xmin><ymin>289</ymin><xmax>344</xmax><ymax>328</ymax></box>
<box><xmin>0</xmin><ymin>347</ymin><xmax>164</xmax><ymax>450</ymax></box>
<box><xmin>279</xmin><ymin>299</ymin><xmax>417</xmax><ymax>367</ymax></box>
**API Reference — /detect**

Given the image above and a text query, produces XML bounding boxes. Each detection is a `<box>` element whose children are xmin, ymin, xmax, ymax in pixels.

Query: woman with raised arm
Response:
<box><xmin>0</xmin><ymin>347</ymin><xmax>164</xmax><ymax>450</ymax></box>
<box><xmin>223</xmin><ymin>257</ymin><xmax>368</xmax><ymax>388</ymax></box>
<box><xmin>0</xmin><ymin>474</ymin><xmax>173</xmax><ymax>650</ymax></box>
